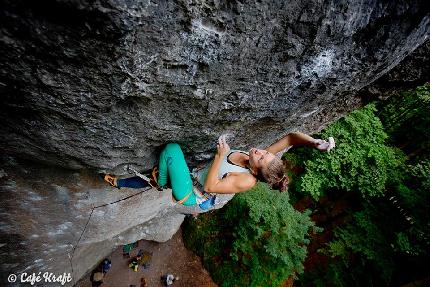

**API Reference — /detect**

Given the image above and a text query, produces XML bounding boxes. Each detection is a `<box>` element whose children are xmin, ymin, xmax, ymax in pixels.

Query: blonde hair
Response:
<box><xmin>257</xmin><ymin>157</ymin><xmax>289</xmax><ymax>192</ymax></box>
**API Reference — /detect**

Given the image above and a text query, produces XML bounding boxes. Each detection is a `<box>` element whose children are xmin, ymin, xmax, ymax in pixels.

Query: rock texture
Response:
<box><xmin>0</xmin><ymin>155</ymin><xmax>236</xmax><ymax>286</ymax></box>
<box><xmin>0</xmin><ymin>157</ymin><xmax>185</xmax><ymax>286</ymax></box>
<box><xmin>1</xmin><ymin>0</ymin><xmax>429</xmax><ymax>171</ymax></box>
<box><xmin>0</xmin><ymin>0</ymin><xmax>429</xmax><ymax>286</ymax></box>
<box><xmin>359</xmin><ymin>39</ymin><xmax>430</xmax><ymax>99</ymax></box>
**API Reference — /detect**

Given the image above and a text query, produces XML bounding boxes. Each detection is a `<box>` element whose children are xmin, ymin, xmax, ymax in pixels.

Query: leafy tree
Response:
<box><xmin>290</xmin><ymin>103</ymin><xmax>405</xmax><ymax>199</ymax></box>
<box><xmin>184</xmin><ymin>182</ymin><xmax>317</xmax><ymax>287</ymax></box>
<box><xmin>321</xmin><ymin>159</ymin><xmax>430</xmax><ymax>286</ymax></box>
<box><xmin>185</xmin><ymin>85</ymin><xmax>430</xmax><ymax>287</ymax></box>
<box><xmin>294</xmin><ymin>85</ymin><xmax>430</xmax><ymax>286</ymax></box>
<box><xmin>379</xmin><ymin>83</ymin><xmax>430</xmax><ymax>161</ymax></box>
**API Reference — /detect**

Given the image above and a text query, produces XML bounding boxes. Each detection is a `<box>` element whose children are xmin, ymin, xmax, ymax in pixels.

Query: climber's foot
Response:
<box><xmin>104</xmin><ymin>174</ymin><xmax>118</xmax><ymax>188</ymax></box>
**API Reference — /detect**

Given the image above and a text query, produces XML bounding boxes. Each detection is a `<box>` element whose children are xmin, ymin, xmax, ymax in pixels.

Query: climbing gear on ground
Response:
<box><xmin>93</xmin><ymin>272</ymin><xmax>104</xmax><ymax>282</ymax></box>
<box><xmin>141</xmin><ymin>277</ymin><xmax>148</xmax><ymax>287</ymax></box>
<box><xmin>104</xmin><ymin>174</ymin><xmax>118</xmax><ymax>188</ymax></box>
<box><xmin>129</xmin><ymin>259</ymin><xmax>139</xmax><ymax>272</ymax></box>
<box><xmin>136</xmin><ymin>249</ymin><xmax>152</xmax><ymax>269</ymax></box>
<box><xmin>123</xmin><ymin>242</ymin><xmax>137</xmax><ymax>258</ymax></box>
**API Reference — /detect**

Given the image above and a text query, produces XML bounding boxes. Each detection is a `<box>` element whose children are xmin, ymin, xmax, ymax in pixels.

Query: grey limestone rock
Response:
<box><xmin>1</xmin><ymin>0</ymin><xmax>429</xmax><ymax>171</ymax></box>
<box><xmin>0</xmin><ymin>157</ymin><xmax>184</xmax><ymax>286</ymax></box>
<box><xmin>0</xmin><ymin>0</ymin><xmax>429</xmax><ymax>285</ymax></box>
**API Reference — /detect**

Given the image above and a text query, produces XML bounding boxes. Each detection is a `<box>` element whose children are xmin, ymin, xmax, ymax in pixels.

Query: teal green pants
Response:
<box><xmin>158</xmin><ymin>143</ymin><xmax>197</xmax><ymax>206</ymax></box>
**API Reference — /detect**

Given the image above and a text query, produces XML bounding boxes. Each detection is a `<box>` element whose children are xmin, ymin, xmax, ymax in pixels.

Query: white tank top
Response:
<box><xmin>192</xmin><ymin>150</ymin><xmax>251</xmax><ymax>186</ymax></box>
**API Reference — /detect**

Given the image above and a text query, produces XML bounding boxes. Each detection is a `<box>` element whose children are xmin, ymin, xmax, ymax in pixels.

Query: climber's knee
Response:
<box><xmin>164</xmin><ymin>143</ymin><xmax>182</xmax><ymax>154</ymax></box>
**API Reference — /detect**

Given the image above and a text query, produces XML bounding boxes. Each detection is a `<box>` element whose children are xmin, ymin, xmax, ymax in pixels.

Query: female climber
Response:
<box><xmin>103</xmin><ymin>132</ymin><xmax>335</xmax><ymax>213</ymax></box>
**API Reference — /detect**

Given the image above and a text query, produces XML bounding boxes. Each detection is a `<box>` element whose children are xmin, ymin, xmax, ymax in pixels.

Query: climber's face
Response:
<box><xmin>248</xmin><ymin>148</ymin><xmax>276</xmax><ymax>173</ymax></box>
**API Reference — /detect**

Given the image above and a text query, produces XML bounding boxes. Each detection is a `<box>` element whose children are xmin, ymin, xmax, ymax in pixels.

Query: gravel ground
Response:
<box><xmin>77</xmin><ymin>227</ymin><xmax>217</xmax><ymax>287</ymax></box>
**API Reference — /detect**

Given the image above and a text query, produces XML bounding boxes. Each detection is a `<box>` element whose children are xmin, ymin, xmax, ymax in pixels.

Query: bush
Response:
<box><xmin>183</xmin><ymin>182</ymin><xmax>317</xmax><ymax>287</ymax></box>
<box><xmin>295</xmin><ymin>85</ymin><xmax>430</xmax><ymax>286</ymax></box>
<box><xmin>379</xmin><ymin>83</ymin><xmax>430</xmax><ymax>161</ymax></box>
<box><xmin>293</xmin><ymin>103</ymin><xmax>405</xmax><ymax>199</ymax></box>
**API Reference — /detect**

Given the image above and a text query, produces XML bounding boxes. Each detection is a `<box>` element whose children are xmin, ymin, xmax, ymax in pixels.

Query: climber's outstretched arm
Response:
<box><xmin>265</xmin><ymin>132</ymin><xmax>335</xmax><ymax>154</ymax></box>
<box><xmin>265</xmin><ymin>132</ymin><xmax>317</xmax><ymax>154</ymax></box>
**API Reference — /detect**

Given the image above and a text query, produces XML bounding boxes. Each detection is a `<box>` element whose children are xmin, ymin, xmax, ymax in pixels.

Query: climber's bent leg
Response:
<box><xmin>117</xmin><ymin>176</ymin><xmax>150</xmax><ymax>189</ymax></box>
<box><xmin>158</xmin><ymin>143</ymin><xmax>197</xmax><ymax>206</ymax></box>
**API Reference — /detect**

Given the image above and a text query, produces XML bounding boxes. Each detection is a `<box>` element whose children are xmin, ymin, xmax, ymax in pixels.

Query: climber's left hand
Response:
<box><xmin>314</xmin><ymin>137</ymin><xmax>335</xmax><ymax>152</ymax></box>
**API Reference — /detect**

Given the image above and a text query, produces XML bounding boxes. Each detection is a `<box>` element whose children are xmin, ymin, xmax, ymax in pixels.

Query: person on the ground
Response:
<box><xmin>101</xmin><ymin>258</ymin><xmax>111</xmax><ymax>274</ymax></box>
<box><xmin>140</xmin><ymin>277</ymin><xmax>148</xmax><ymax>287</ymax></box>
<box><xmin>90</xmin><ymin>267</ymin><xmax>104</xmax><ymax>287</ymax></box>
<box><xmin>104</xmin><ymin>132</ymin><xmax>335</xmax><ymax>212</ymax></box>
<box><xmin>161</xmin><ymin>274</ymin><xmax>179</xmax><ymax>286</ymax></box>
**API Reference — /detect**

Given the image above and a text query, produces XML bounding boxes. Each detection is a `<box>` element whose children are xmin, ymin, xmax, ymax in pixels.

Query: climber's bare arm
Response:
<box><xmin>265</xmin><ymin>132</ymin><xmax>317</xmax><ymax>154</ymax></box>
<box><xmin>204</xmin><ymin>135</ymin><xmax>256</xmax><ymax>194</ymax></box>
<box><xmin>205</xmin><ymin>172</ymin><xmax>257</xmax><ymax>194</ymax></box>
<box><xmin>265</xmin><ymin>132</ymin><xmax>334</xmax><ymax>154</ymax></box>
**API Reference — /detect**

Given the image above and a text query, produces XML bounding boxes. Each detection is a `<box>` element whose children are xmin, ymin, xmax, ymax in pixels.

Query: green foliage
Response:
<box><xmin>394</xmin><ymin>160</ymin><xmax>430</xmax><ymax>254</ymax></box>
<box><xmin>183</xmin><ymin>183</ymin><xmax>316</xmax><ymax>287</ymax></box>
<box><xmin>185</xmin><ymin>85</ymin><xmax>430</xmax><ymax>287</ymax></box>
<box><xmin>226</xmin><ymin>183</ymin><xmax>317</xmax><ymax>285</ymax></box>
<box><xmin>379</xmin><ymin>83</ymin><xmax>430</xmax><ymax>161</ymax></box>
<box><xmin>327</xmin><ymin>206</ymin><xmax>396</xmax><ymax>282</ymax></box>
<box><xmin>294</xmin><ymin>85</ymin><xmax>430</xmax><ymax>286</ymax></box>
<box><xmin>295</xmin><ymin>103</ymin><xmax>405</xmax><ymax>199</ymax></box>
<box><xmin>395</xmin><ymin>232</ymin><xmax>415</xmax><ymax>254</ymax></box>
<box><xmin>409</xmin><ymin>160</ymin><xmax>430</xmax><ymax>191</ymax></box>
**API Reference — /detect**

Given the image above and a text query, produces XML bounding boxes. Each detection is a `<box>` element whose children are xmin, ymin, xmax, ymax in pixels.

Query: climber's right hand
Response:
<box><xmin>216</xmin><ymin>134</ymin><xmax>230</xmax><ymax>158</ymax></box>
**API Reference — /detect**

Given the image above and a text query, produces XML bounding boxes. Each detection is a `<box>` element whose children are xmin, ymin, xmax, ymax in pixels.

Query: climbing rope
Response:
<box><xmin>386</xmin><ymin>194</ymin><xmax>414</xmax><ymax>225</ymax></box>
<box><xmin>68</xmin><ymin>185</ymin><xmax>152</xmax><ymax>286</ymax></box>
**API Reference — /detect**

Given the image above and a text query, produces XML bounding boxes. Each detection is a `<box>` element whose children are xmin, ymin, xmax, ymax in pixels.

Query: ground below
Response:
<box><xmin>77</xmin><ymin>227</ymin><xmax>217</xmax><ymax>287</ymax></box>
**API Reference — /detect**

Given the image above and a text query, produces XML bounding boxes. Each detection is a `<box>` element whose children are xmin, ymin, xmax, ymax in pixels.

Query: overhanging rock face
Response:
<box><xmin>1</xmin><ymin>0</ymin><xmax>429</xmax><ymax>170</ymax></box>
<box><xmin>0</xmin><ymin>0</ymin><xmax>429</xmax><ymax>285</ymax></box>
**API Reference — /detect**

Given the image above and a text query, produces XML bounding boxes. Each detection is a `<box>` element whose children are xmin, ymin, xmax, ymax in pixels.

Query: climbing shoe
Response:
<box><xmin>150</xmin><ymin>166</ymin><xmax>160</xmax><ymax>190</ymax></box>
<box><xmin>104</xmin><ymin>174</ymin><xmax>118</xmax><ymax>188</ymax></box>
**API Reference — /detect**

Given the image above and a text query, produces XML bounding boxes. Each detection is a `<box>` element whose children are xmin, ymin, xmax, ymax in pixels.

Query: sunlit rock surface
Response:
<box><xmin>0</xmin><ymin>0</ymin><xmax>429</xmax><ymax>285</ymax></box>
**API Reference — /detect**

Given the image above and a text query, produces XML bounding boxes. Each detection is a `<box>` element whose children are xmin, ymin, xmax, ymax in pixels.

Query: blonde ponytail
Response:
<box><xmin>258</xmin><ymin>157</ymin><xmax>289</xmax><ymax>192</ymax></box>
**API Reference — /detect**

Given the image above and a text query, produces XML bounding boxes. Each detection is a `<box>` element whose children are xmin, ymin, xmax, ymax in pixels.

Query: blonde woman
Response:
<box><xmin>104</xmin><ymin>132</ymin><xmax>335</xmax><ymax>212</ymax></box>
